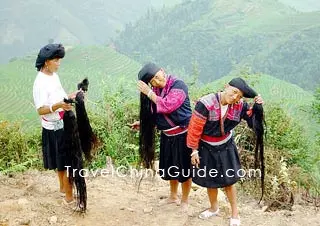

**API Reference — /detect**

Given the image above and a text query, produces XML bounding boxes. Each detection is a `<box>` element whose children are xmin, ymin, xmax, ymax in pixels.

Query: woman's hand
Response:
<box><xmin>68</xmin><ymin>90</ymin><xmax>83</xmax><ymax>100</ymax></box>
<box><xmin>254</xmin><ymin>94</ymin><xmax>264</xmax><ymax>105</ymax></box>
<box><xmin>128</xmin><ymin>121</ymin><xmax>140</xmax><ymax>130</ymax></box>
<box><xmin>59</xmin><ymin>101</ymin><xmax>73</xmax><ymax>111</ymax></box>
<box><xmin>137</xmin><ymin>80</ymin><xmax>152</xmax><ymax>96</ymax></box>
<box><xmin>191</xmin><ymin>150</ymin><xmax>200</xmax><ymax>168</ymax></box>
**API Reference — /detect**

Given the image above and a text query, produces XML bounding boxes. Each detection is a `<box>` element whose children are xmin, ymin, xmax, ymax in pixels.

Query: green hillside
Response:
<box><xmin>0</xmin><ymin>45</ymin><xmax>317</xmax><ymax>139</ymax></box>
<box><xmin>0</xmin><ymin>46</ymin><xmax>141</xmax><ymax>129</ymax></box>
<box><xmin>1</xmin><ymin>0</ymin><xmax>319</xmax><ymax>64</ymax></box>
<box><xmin>0</xmin><ymin>0</ymin><xmax>183</xmax><ymax>64</ymax></box>
<box><xmin>279</xmin><ymin>0</ymin><xmax>320</xmax><ymax>12</ymax></box>
<box><xmin>151</xmin><ymin>0</ymin><xmax>183</xmax><ymax>8</ymax></box>
<box><xmin>115</xmin><ymin>0</ymin><xmax>320</xmax><ymax>90</ymax></box>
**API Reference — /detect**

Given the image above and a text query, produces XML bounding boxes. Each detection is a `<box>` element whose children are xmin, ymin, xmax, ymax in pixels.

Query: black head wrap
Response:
<box><xmin>35</xmin><ymin>43</ymin><xmax>65</xmax><ymax>71</ymax></box>
<box><xmin>228</xmin><ymin>77</ymin><xmax>257</xmax><ymax>98</ymax></box>
<box><xmin>138</xmin><ymin>63</ymin><xmax>161</xmax><ymax>83</ymax></box>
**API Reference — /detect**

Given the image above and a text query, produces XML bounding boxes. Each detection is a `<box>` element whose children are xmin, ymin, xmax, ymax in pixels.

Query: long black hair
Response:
<box><xmin>62</xmin><ymin>78</ymin><xmax>98</xmax><ymax>212</ymax></box>
<box><xmin>75</xmin><ymin>78</ymin><xmax>99</xmax><ymax>162</ymax></box>
<box><xmin>137</xmin><ymin>63</ymin><xmax>161</xmax><ymax>169</ymax></box>
<box><xmin>139</xmin><ymin>93</ymin><xmax>156</xmax><ymax>169</ymax></box>
<box><xmin>229</xmin><ymin>77</ymin><xmax>266</xmax><ymax>202</ymax></box>
<box><xmin>63</xmin><ymin>109</ymin><xmax>87</xmax><ymax>212</ymax></box>
<box><xmin>252</xmin><ymin>103</ymin><xmax>266</xmax><ymax>203</ymax></box>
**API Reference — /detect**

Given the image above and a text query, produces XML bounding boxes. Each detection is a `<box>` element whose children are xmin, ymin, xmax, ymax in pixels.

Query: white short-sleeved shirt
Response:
<box><xmin>220</xmin><ymin>104</ymin><xmax>228</xmax><ymax>117</ymax></box>
<box><xmin>33</xmin><ymin>71</ymin><xmax>67</xmax><ymax>130</ymax></box>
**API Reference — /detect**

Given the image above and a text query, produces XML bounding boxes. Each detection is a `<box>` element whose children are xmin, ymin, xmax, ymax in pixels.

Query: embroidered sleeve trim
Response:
<box><xmin>156</xmin><ymin>88</ymin><xmax>186</xmax><ymax>114</ymax></box>
<box><xmin>187</xmin><ymin>113</ymin><xmax>207</xmax><ymax>149</ymax></box>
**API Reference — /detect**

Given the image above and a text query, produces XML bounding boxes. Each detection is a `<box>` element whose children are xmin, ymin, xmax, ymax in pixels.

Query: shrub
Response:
<box><xmin>0</xmin><ymin>121</ymin><xmax>41</xmax><ymax>174</ymax></box>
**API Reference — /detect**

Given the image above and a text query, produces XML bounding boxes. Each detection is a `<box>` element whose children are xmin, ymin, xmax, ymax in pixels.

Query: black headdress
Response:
<box><xmin>35</xmin><ymin>44</ymin><xmax>65</xmax><ymax>71</ymax></box>
<box><xmin>138</xmin><ymin>62</ymin><xmax>161</xmax><ymax>83</ymax></box>
<box><xmin>228</xmin><ymin>77</ymin><xmax>257</xmax><ymax>98</ymax></box>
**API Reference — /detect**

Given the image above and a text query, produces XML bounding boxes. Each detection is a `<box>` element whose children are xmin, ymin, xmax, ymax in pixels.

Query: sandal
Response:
<box><xmin>62</xmin><ymin>198</ymin><xmax>75</xmax><ymax>206</ymax></box>
<box><xmin>198</xmin><ymin>208</ymin><xmax>219</xmax><ymax>219</ymax></box>
<box><xmin>60</xmin><ymin>192</ymin><xmax>79</xmax><ymax>198</ymax></box>
<box><xmin>230</xmin><ymin>218</ymin><xmax>240</xmax><ymax>226</ymax></box>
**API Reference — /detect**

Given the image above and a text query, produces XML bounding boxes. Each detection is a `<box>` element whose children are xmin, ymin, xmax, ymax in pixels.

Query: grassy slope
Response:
<box><xmin>0</xmin><ymin>45</ymin><xmax>317</xmax><ymax>138</ymax></box>
<box><xmin>115</xmin><ymin>0</ymin><xmax>320</xmax><ymax>89</ymax></box>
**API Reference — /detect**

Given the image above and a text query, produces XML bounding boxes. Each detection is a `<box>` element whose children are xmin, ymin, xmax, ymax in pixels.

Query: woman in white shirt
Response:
<box><xmin>33</xmin><ymin>43</ymin><xmax>77</xmax><ymax>204</ymax></box>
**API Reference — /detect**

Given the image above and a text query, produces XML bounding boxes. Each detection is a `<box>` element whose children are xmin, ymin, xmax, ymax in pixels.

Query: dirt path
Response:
<box><xmin>0</xmin><ymin>170</ymin><xmax>319</xmax><ymax>226</ymax></box>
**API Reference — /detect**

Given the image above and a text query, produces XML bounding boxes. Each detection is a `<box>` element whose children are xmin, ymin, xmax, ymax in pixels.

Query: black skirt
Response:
<box><xmin>41</xmin><ymin>128</ymin><xmax>66</xmax><ymax>171</ymax></box>
<box><xmin>192</xmin><ymin>138</ymin><xmax>241</xmax><ymax>188</ymax></box>
<box><xmin>159</xmin><ymin>132</ymin><xmax>192</xmax><ymax>183</ymax></box>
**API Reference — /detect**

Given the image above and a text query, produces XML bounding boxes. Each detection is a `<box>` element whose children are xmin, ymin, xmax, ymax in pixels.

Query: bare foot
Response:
<box><xmin>158</xmin><ymin>197</ymin><xmax>180</xmax><ymax>206</ymax></box>
<box><xmin>60</xmin><ymin>186</ymin><xmax>65</xmax><ymax>195</ymax></box>
<box><xmin>59</xmin><ymin>190</ymin><xmax>66</xmax><ymax>197</ymax></box>
<box><xmin>180</xmin><ymin>201</ymin><xmax>188</xmax><ymax>213</ymax></box>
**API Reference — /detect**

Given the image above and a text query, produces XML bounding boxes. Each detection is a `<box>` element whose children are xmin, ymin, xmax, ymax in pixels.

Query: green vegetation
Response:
<box><xmin>1</xmin><ymin>0</ymin><xmax>319</xmax><ymax>204</ymax></box>
<box><xmin>115</xmin><ymin>0</ymin><xmax>320</xmax><ymax>90</ymax></box>
<box><xmin>312</xmin><ymin>87</ymin><xmax>320</xmax><ymax>166</ymax></box>
<box><xmin>0</xmin><ymin>121</ymin><xmax>41</xmax><ymax>174</ymax></box>
<box><xmin>1</xmin><ymin>72</ymin><xmax>318</xmax><ymax>203</ymax></box>
<box><xmin>1</xmin><ymin>0</ymin><xmax>319</xmax><ymax>64</ymax></box>
<box><xmin>0</xmin><ymin>0</ymin><xmax>183</xmax><ymax>64</ymax></box>
<box><xmin>87</xmin><ymin>88</ymin><xmax>140</xmax><ymax>168</ymax></box>
<box><xmin>1</xmin><ymin>45</ymin><xmax>317</xmax><ymax>139</ymax></box>
<box><xmin>313</xmin><ymin>87</ymin><xmax>320</xmax><ymax>125</ymax></box>
<box><xmin>279</xmin><ymin>0</ymin><xmax>320</xmax><ymax>12</ymax></box>
<box><xmin>0</xmin><ymin>41</ymin><xmax>318</xmax><ymax>198</ymax></box>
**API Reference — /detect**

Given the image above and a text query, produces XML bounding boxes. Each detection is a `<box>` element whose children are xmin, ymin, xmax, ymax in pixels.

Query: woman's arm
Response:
<box><xmin>37</xmin><ymin>101</ymin><xmax>72</xmax><ymax>115</ymax></box>
<box><xmin>137</xmin><ymin>80</ymin><xmax>187</xmax><ymax>114</ymax></box>
<box><xmin>187</xmin><ymin>101</ymin><xmax>208</xmax><ymax>150</ymax></box>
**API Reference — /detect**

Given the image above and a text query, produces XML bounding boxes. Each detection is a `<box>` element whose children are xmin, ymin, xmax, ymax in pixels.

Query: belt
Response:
<box><xmin>163</xmin><ymin>126</ymin><xmax>188</xmax><ymax>136</ymax></box>
<box><xmin>201</xmin><ymin>131</ymin><xmax>232</xmax><ymax>146</ymax></box>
